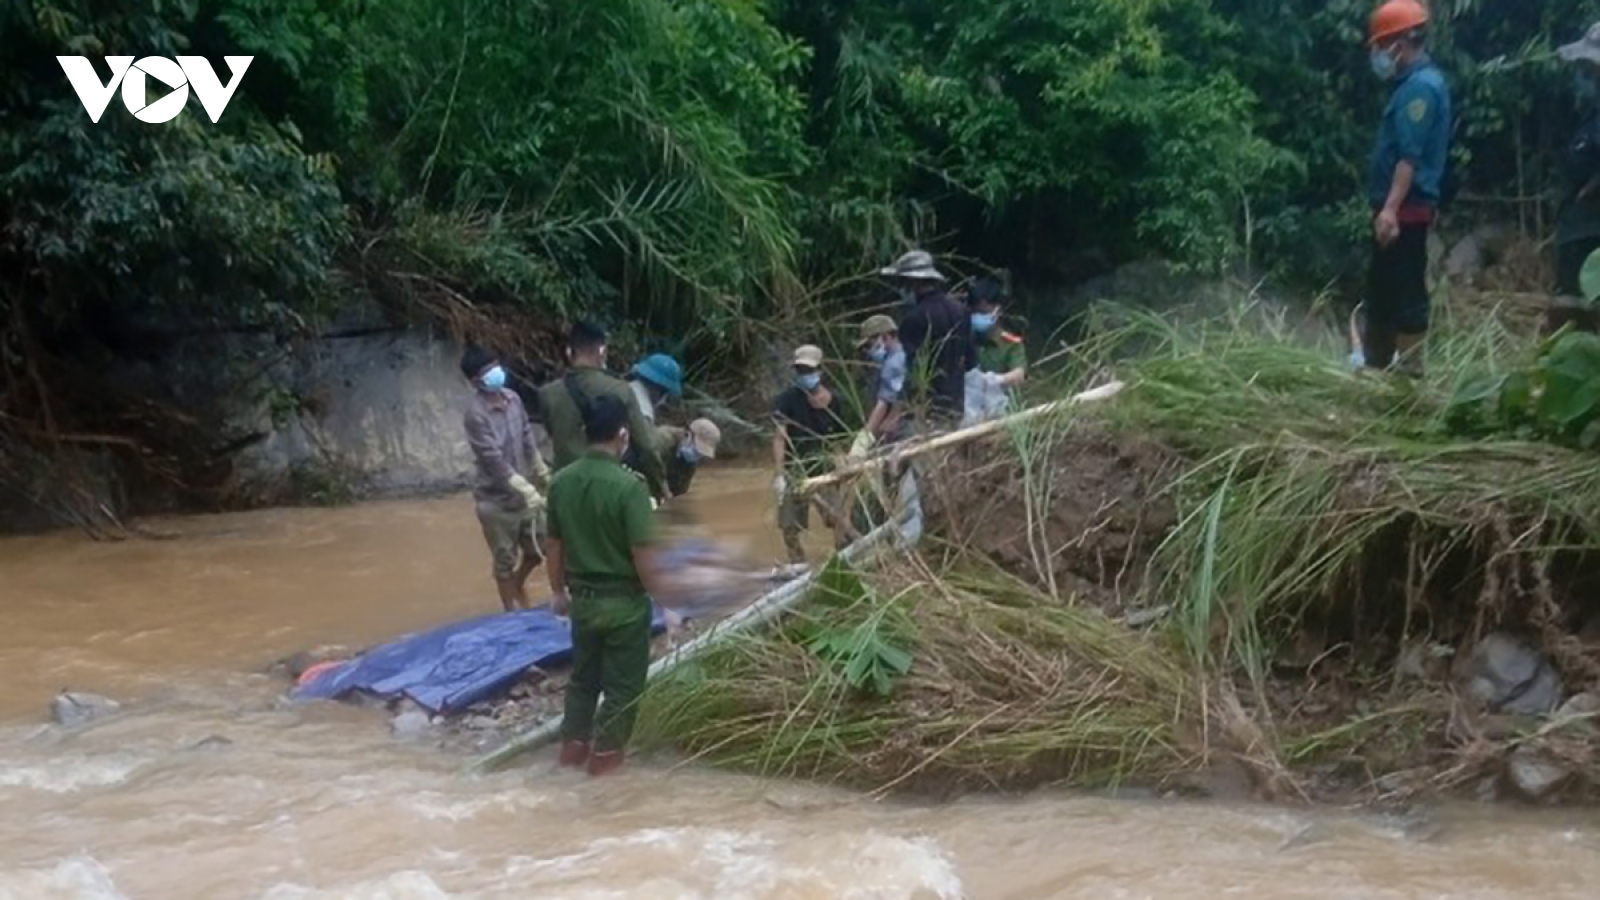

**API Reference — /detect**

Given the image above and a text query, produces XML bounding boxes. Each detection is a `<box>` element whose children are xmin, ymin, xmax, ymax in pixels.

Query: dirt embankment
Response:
<box><xmin>920</xmin><ymin>427</ymin><xmax>1600</xmax><ymax>806</ymax></box>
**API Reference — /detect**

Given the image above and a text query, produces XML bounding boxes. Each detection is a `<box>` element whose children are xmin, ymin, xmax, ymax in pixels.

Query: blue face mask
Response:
<box><xmin>1370</xmin><ymin>48</ymin><xmax>1398</xmax><ymax>81</ymax></box>
<box><xmin>678</xmin><ymin>442</ymin><xmax>699</xmax><ymax>465</ymax></box>
<box><xmin>971</xmin><ymin>311</ymin><xmax>998</xmax><ymax>334</ymax></box>
<box><xmin>796</xmin><ymin>372</ymin><xmax>822</xmax><ymax>392</ymax></box>
<box><xmin>480</xmin><ymin>365</ymin><xmax>507</xmax><ymax>391</ymax></box>
<box><xmin>867</xmin><ymin>343</ymin><xmax>888</xmax><ymax>363</ymax></box>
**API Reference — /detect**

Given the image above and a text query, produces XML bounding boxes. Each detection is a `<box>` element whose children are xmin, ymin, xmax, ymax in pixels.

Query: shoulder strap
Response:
<box><xmin>563</xmin><ymin>372</ymin><xmax>596</xmax><ymax>423</ymax></box>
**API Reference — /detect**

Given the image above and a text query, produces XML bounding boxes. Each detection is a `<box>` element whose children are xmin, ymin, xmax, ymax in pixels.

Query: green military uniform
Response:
<box><xmin>547</xmin><ymin>450</ymin><xmax>658</xmax><ymax>753</ymax></box>
<box><xmin>538</xmin><ymin>366</ymin><xmax>667</xmax><ymax>499</ymax></box>
<box><xmin>976</xmin><ymin>327</ymin><xmax>1026</xmax><ymax>376</ymax></box>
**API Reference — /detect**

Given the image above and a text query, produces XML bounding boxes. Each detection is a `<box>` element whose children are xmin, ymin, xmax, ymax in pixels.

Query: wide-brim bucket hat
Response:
<box><xmin>631</xmin><ymin>353</ymin><xmax>684</xmax><ymax>397</ymax></box>
<box><xmin>878</xmin><ymin>249</ymin><xmax>946</xmax><ymax>282</ymax></box>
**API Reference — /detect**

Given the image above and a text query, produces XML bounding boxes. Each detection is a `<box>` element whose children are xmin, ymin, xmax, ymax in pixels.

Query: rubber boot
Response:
<box><xmin>557</xmin><ymin>739</ymin><xmax>591</xmax><ymax>768</ymax></box>
<box><xmin>586</xmin><ymin>749</ymin><xmax>625</xmax><ymax>777</ymax></box>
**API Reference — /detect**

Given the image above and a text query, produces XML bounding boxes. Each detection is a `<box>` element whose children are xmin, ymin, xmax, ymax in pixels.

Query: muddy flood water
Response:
<box><xmin>2</xmin><ymin>468</ymin><xmax>1599</xmax><ymax>899</ymax></box>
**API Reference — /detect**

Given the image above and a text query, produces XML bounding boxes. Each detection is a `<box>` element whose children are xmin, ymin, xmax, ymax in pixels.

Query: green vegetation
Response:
<box><xmin>1449</xmin><ymin>329</ymin><xmax>1600</xmax><ymax>448</ymax></box>
<box><xmin>637</xmin><ymin>556</ymin><xmax>1194</xmax><ymax>792</ymax></box>
<box><xmin>638</xmin><ymin>300</ymin><xmax>1600</xmax><ymax>796</ymax></box>
<box><xmin>4</xmin><ymin>3</ymin><xmax>1600</xmax><ymax>513</ymax></box>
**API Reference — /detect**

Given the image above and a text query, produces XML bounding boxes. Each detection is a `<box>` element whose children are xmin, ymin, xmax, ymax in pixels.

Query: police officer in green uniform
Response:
<box><xmin>537</xmin><ymin>321</ymin><xmax>668</xmax><ymax>503</ymax></box>
<box><xmin>1362</xmin><ymin>0</ymin><xmax>1452</xmax><ymax>375</ymax></box>
<box><xmin>967</xmin><ymin>276</ymin><xmax>1027</xmax><ymax>386</ymax></box>
<box><xmin>546</xmin><ymin>393</ymin><xmax>667</xmax><ymax>777</ymax></box>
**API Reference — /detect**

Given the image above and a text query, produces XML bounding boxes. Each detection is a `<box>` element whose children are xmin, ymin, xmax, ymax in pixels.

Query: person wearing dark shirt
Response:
<box><xmin>771</xmin><ymin>345</ymin><xmax>849</xmax><ymax>564</ymax></box>
<box><xmin>880</xmin><ymin>250</ymin><xmax>973</xmax><ymax>425</ymax></box>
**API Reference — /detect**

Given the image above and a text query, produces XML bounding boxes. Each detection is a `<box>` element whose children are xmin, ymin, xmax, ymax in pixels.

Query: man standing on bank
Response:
<box><xmin>1363</xmin><ymin>0</ymin><xmax>1452</xmax><ymax>375</ymax></box>
<box><xmin>537</xmin><ymin>321</ymin><xmax>669</xmax><ymax>503</ymax></box>
<box><xmin>547</xmin><ymin>393</ymin><xmax>669</xmax><ymax>777</ymax></box>
<box><xmin>772</xmin><ymin>344</ymin><xmax>849</xmax><ymax>564</ymax></box>
<box><xmin>882</xmin><ymin>250</ymin><xmax>972</xmax><ymax>426</ymax></box>
<box><xmin>461</xmin><ymin>344</ymin><xmax>551</xmax><ymax>612</ymax></box>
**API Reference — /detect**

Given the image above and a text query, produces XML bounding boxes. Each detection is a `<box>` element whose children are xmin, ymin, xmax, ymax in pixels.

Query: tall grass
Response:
<box><xmin>1085</xmin><ymin>302</ymin><xmax>1600</xmax><ymax>687</ymax></box>
<box><xmin>639</xmin><ymin>296</ymin><xmax>1600</xmax><ymax>794</ymax></box>
<box><xmin>636</xmin><ymin>556</ymin><xmax>1195</xmax><ymax>792</ymax></box>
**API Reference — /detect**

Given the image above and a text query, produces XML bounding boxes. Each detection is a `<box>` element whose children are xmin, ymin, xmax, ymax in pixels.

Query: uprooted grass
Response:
<box><xmin>635</xmin><ymin>554</ymin><xmax>1196</xmax><ymax>793</ymax></box>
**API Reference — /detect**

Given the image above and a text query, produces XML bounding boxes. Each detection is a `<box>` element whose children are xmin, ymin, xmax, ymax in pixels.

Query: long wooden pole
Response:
<box><xmin>797</xmin><ymin>381</ymin><xmax>1125</xmax><ymax>494</ymax></box>
<box><xmin>464</xmin><ymin>522</ymin><xmax>898</xmax><ymax>774</ymax></box>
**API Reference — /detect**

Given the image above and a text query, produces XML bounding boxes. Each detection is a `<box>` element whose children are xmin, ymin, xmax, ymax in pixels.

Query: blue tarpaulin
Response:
<box><xmin>292</xmin><ymin>606</ymin><xmax>666</xmax><ymax>714</ymax></box>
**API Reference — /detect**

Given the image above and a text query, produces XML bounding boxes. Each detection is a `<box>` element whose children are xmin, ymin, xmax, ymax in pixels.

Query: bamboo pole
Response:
<box><xmin>465</xmin><ymin>522</ymin><xmax>899</xmax><ymax>774</ymax></box>
<box><xmin>796</xmin><ymin>381</ymin><xmax>1125</xmax><ymax>494</ymax></box>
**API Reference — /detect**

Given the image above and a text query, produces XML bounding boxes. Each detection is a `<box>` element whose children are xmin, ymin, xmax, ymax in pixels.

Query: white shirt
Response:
<box><xmin>629</xmin><ymin>379</ymin><xmax>657</xmax><ymax>426</ymax></box>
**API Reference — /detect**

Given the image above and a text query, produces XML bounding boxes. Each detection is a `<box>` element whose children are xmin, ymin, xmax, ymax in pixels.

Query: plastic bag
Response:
<box><xmin>961</xmin><ymin>369</ymin><xmax>1010</xmax><ymax>427</ymax></box>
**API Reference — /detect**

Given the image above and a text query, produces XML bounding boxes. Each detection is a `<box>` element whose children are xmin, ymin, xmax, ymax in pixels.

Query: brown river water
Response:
<box><xmin>1</xmin><ymin>468</ymin><xmax>1598</xmax><ymax>899</ymax></box>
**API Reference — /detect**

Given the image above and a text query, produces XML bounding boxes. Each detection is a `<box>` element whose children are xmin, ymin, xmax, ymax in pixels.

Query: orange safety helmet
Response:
<box><xmin>1369</xmin><ymin>0</ymin><xmax>1430</xmax><ymax>46</ymax></box>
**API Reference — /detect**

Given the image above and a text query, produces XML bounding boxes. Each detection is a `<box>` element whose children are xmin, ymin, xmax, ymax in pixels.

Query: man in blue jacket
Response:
<box><xmin>1363</xmin><ymin>0</ymin><xmax>1451</xmax><ymax>375</ymax></box>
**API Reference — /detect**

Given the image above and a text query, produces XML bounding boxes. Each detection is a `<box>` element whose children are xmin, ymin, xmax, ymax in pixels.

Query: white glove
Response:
<box><xmin>508</xmin><ymin>474</ymin><xmax>543</xmax><ymax>512</ymax></box>
<box><xmin>847</xmin><ymin>431</ymin><xmax>876</xmax><ymax>461</ymax></box>
<box><xmin>772</xmin><ymin>473</ymin><xmax>788</xmax><ymax>499</ymax></box>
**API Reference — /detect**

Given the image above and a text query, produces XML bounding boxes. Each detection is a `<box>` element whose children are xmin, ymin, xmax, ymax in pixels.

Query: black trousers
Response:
<box><xmin>1364</xmin><ymin>224</ymin><xmax>1431</xmax><ymax>369</ymax></box>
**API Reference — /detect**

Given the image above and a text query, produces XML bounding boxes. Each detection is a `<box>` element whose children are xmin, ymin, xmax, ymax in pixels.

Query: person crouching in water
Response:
<box><xmin>547</xmin><ymin>393</ymin><xmax>667</xmax><ymax>776</ymax></box>
<box><xmin>460</xmin><ymin>344</ymin><xmax>550</xmax><ymax>612</ymax></box>
<box><xmin>657</xmin><ymin>418</ymin><xmax>721</xmax><ymax>498</ymax></box>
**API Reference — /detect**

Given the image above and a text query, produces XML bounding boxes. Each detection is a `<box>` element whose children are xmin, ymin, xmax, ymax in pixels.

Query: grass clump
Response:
<box><xmin>636</xmin><ymin>556</ymin><xmax>1195</xmax><ymax>793</ymax></box>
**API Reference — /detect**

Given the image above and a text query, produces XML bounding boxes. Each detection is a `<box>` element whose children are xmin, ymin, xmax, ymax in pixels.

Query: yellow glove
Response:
<box><xmin>847</xmin><ymin>431</ymin><xmax>877</xmax><ymax>462</ymax></box>
<box><xmin>508</xmin><ymin>474</ymin><xmax>543</xmax><ymax>512</ymax></box>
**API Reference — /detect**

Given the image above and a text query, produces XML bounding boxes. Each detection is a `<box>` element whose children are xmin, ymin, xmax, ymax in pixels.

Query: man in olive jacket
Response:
<box><xmin>537</xmin><ymin>321</ymin><xmax>667</xmax><ymax>503</ymax></box>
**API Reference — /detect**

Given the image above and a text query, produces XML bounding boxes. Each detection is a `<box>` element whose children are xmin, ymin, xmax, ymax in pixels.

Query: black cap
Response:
<box><xmin>966</xmin><ymin>276</ymin><xmax>1003</xmax><ymax>308</ymax></box>
<box><xmin>569</xmin><ymin>320</ymin><xmax>608</xmax><ymax>354</ymax></box>
<box><xmin>460</xmin><ymin>343</ymin><xmax>496</xmax><ymax>379</ymax></box>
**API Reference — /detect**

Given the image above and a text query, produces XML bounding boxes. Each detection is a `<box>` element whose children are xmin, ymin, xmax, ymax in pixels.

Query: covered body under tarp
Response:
<box><xmin>291</xmin><ymin>607</ymin><xmax>668</xmax><ymax>714</ymax></box>
<box><xmin>290</xmin><ymin>539</ymin><xmax>793</xmax><ymax>714</ymax></box>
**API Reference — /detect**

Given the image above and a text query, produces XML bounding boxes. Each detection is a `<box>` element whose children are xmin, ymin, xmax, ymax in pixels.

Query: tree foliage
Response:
<box><xmin>4</xmin><ymin>0</ymin><xmax>1600</xmax><ymax>515</ymax></box>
